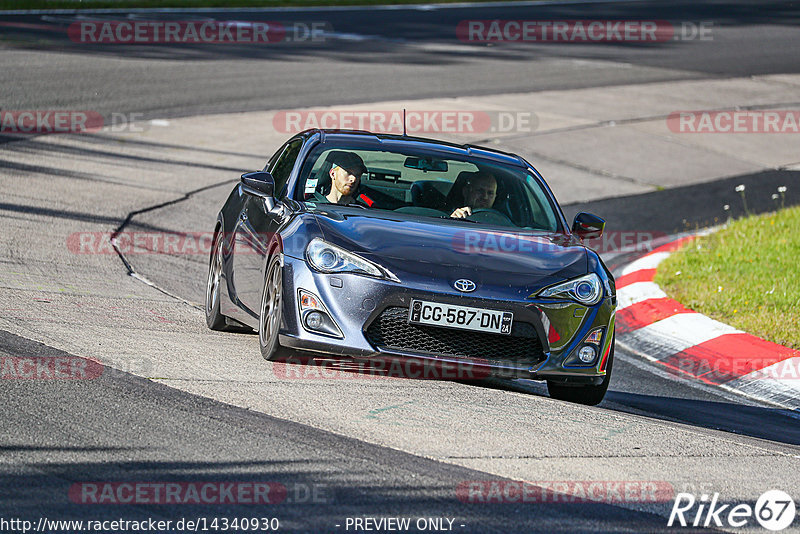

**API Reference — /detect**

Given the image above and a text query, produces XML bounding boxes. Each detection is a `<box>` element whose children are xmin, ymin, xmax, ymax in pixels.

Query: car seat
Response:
<box><xmin>410</xmin><ymin>180</ymin><xmax>448</xmax><ymax>210</ymax></box>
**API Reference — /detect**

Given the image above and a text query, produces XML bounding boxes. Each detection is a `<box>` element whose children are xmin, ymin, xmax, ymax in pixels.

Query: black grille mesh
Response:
<box><xmin>365</xmin><ymin>306</ymin><xmax>545</xmax><ymax>362</ymax></box>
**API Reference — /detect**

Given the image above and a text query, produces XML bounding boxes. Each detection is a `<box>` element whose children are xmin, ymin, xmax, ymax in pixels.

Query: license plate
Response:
<box><xmin>408</xmin><ymin>300</ymin><xmax>513</xmax><ymax>335</ymax></box>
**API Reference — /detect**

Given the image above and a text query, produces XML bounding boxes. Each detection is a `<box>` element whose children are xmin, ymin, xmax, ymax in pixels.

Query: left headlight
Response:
<box><xmin>537</xmin><ymin>273</ymin><xmax>603</xmax><ymax>306</ymax></box>
<box><xmin>306</xmin><ymin>238</ymin><xmax>399</xmax><ymax>281</ymax></box>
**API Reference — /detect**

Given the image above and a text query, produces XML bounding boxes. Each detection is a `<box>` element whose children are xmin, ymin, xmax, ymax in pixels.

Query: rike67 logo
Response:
<box><xmin>668</xmin><ymin>490</ymin><xmax>796</xmax><ymax>531</ymax></box>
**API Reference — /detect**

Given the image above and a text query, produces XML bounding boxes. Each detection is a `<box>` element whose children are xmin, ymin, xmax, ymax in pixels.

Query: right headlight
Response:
<box><xmin>305</xmin><ymin>238</ymin><xmax>399</xmax><ymax>282</ymax></box>
<box><xmin>536</xmin><ymin>273</ymin><xmax>603</xmax><ymax>306</ymax></box>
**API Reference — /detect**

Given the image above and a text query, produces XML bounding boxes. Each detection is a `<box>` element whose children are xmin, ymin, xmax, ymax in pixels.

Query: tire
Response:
<box><xmin>205</xmin><ymin>232</ymin><xmax>227</xmax><ymax>331</ymax></box>
<box><xmin>259</xmin><ymin>254</ymin><xmax>285</xmax><ymax>361</ymax></box>
<box><xmin>547</xmin><ymin>342</ymin><xmax>614</xmax><ymax>406</ymax></box>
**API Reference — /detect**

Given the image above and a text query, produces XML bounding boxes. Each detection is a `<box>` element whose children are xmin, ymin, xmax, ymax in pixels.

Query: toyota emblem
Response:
<box><xmin>453</xmin><ymin>279</ymin><xmax>476</xmax><ymax>292</ymax></box>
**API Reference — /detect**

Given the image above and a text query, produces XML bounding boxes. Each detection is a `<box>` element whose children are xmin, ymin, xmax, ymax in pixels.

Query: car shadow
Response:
<box><xmin>477</xmin><ymin>375</ymin><xmax>800</xmax><ymax>448</ymax></box>
<box><xmin>0</xmin><ymin>452</ymin><xmax>704</xmax><ymax>534</ymax></box>
<box><xmin>603</xmin><ymin>390</ymin><xmax>800</xmax><ymax>447</ymax></box>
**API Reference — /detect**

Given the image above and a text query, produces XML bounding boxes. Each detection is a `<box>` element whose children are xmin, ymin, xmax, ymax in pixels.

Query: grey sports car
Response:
<box><xmin>206</xmin><ymin>129</ymin><xmax>616</xmax><ymax>405</ymax></box>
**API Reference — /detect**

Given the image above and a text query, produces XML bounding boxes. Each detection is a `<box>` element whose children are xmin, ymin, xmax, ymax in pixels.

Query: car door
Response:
<box><xmin>232</xmin><ymin>138</ymin><xmax>303</xmax><ymax>318</ymax></box>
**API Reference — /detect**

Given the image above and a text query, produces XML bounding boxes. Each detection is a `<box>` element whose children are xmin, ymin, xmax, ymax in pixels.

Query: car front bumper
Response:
<box><xmin>279</xmin><ymin>255</ymin><xmax>615</xmax><ymax>382</ymax></box>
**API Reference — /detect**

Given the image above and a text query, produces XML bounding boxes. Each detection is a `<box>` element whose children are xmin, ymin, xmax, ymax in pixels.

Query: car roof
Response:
<box><xmin>298</xmin><ymin>129</ymin><xmax>528</xmax><ymax>169</ymax></box>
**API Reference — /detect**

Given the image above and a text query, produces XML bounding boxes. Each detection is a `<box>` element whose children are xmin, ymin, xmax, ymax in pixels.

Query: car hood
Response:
<box><xmin>311</xmin><ymin>208</ymin><xmax>587</xmax><ymax>295</ymax></box>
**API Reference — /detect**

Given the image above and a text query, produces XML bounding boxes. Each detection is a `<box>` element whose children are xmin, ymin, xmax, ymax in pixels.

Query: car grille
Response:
<box><xmin>364</xmin><ymin>306</ymin><xmax>545</xmax><ymax>363</ymax></box>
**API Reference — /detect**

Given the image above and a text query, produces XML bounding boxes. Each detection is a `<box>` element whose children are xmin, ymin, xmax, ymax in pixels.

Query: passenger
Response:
<box><xmin>325</xmin><ymin>151</ymin><xmax>367</xmax><ymax>205</ymax></box>
<box><xmin>450</xmin><ymin>171</ymin><xmax>497</xmax><ymax>218</ymax></box>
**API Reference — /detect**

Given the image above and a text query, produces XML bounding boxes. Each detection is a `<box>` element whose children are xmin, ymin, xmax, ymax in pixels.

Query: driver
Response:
<box><xmin>325</xmin><ymin>151</ymin><xmax>367</xmax><ymax>205</ymax></box>
<box><xmin>450</xmin><ymin>171</ymin><xmax>497</xmax><ymax>218</ymax></box>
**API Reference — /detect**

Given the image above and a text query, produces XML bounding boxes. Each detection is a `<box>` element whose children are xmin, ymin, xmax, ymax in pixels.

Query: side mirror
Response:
<box><xmin>572</xmin><ymin>212</ymin><xmax>605</xmax><ymax>239</ymax></box>
<box><xmin>241</xmin><ymin>171</ymin><xmax>275</xmax><ymax>197</ymax></box>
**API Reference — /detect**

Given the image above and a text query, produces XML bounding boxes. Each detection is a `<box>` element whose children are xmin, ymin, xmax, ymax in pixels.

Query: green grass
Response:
<box><xmin>4</xmin><ymin>0</ymin><xmax>516</xmax><ymax>10</ymax></box>
<box><xmin>655</xmin><ymin>206</ymin><xmax>800</xmax><ymax>349</ymax></box>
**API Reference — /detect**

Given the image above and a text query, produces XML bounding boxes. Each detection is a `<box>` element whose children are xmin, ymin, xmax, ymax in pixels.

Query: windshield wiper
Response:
<box><xmin>440</xmin><ymin>216</ymin><xmax>478</xmax><ymax>223</ymax></box>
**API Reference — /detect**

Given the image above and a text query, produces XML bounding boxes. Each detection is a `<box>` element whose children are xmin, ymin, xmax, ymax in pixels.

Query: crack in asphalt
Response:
<box><xmin>109</xmin><ymin>178</ymin><xmax>237</xmax><ymax>309</ymax></box>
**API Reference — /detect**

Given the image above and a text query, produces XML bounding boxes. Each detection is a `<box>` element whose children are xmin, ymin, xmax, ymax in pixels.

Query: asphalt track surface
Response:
<box><xmin>2</xmin><ymin>1</ymin><xmax>800</xmax><ymax>532</ymax></box>
<box><xmin>1</xmin><ymin>0</ymin><xmax>800</xmax><ymax>119</ymax></box>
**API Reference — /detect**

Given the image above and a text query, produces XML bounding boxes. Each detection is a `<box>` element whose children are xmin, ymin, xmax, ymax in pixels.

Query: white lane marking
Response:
<box><xmin>626</xmin><ymin>313</ymin><xmax>742</xmax><ymax>356</ymax></box>
<box><xmin>619</xmin><ymin>251</ymin><xmax>671</xmax><ymax>277</ymax></box>
<box><xmin>620</xmin><ymin>322</ymin><xmax>697</xmax><ymax>358</ymax></box>
<box><xmin>616</xmin><ymin>281</ymin><xmax>666</xmax><ymax>310</ymax></box>
<box><xmin>3</xmin><ymin>0</ymin><xmax>647</xmax><ymax>16</ymax></box>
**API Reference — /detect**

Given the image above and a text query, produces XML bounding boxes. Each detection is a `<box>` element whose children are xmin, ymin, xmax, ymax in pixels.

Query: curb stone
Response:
<box><xmin>614</xmin><ymin>235</ymin><xmax>800</xmax><ymax>411</ymax></box>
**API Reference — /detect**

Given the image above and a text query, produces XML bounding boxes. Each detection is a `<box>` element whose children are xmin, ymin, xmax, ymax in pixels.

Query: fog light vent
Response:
<box><xmin>305</xmin><ymin>311</ymin><xmax>324</xmax><ymax>330</ymax></box>
<box><xmin>578</xmin><ymin>346</ymin><xmax>597</xmax><ymax>363</ymax></box>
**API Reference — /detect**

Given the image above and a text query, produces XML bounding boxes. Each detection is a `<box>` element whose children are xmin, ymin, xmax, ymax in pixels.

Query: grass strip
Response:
<box><xmin>655</xmin><ymin>205</ymin><xmax>800</xmax><ymax>349</ymax></box>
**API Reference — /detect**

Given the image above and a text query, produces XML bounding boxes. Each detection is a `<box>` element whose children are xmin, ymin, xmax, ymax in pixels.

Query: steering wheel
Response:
<box><xmin>467</xmin><ymin>208</ymin><xmax>515</xmax><ymax>226</ymax></box>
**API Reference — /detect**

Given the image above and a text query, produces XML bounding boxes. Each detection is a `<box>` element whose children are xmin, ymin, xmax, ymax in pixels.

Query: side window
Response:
<box><xmin>524</xmin><ymin>174</ymin><xmax>558</xmax><ymax>231</ymax></box>
<box><xmin>268</xmin><ymin>139</ymin><xmax>303</xmax><ymax>198</ymax></box>
<box><xmin>264</xmin><ymin>145</ymin><xmax>284</xmax><ymax>171</ymax></box>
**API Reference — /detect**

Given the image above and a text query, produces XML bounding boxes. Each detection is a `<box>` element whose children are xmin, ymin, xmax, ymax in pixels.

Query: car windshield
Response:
<box><xmin>296</xmin><ymin>144</ymin><xmax>561</xmax><ymax>232</ymax></box>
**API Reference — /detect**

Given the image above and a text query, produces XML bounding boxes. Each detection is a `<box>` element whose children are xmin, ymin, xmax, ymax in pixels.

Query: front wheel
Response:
<box><xmin>547</xmin><ymin>343</ymin><xmax>614</xmax><ymax>406</ymax></box>
<box><xmin>259</xmin><ymin>254</ymin><xmax>285</xmax><ymax>361</ymax></box>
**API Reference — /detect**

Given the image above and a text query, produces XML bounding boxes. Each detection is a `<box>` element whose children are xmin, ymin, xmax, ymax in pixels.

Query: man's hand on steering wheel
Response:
<box><xmin>450</xmin><ymin>206</ymin><xmax>472</xmax><ymax>218</ymax></box>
